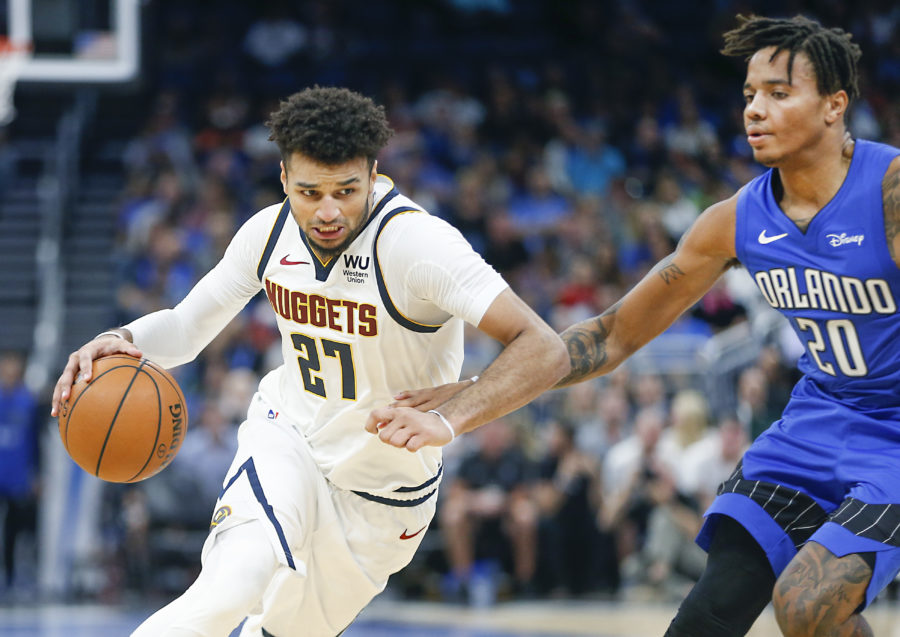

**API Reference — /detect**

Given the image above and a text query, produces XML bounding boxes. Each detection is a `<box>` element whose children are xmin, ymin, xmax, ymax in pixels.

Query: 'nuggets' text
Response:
<box><xmin>265</xmin><ymin>279</ymin><xmax>377</xmax><ymax>335</ymax></box>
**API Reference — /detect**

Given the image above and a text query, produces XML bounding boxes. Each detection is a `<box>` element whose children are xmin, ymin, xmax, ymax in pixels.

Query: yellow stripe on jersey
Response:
<box><xmin>256</xmin><ymin>198</ymin><xmax>291</xmax><ymax>281</ymax></box>
<box><xmin>374</xmin><ymin>209</ymin><xmax>445</xmax><ymax>332</ymax></box>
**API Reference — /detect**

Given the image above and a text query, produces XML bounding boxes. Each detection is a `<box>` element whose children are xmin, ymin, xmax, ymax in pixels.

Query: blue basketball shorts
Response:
<box><xmin>698</xmin><ymin>386</ymin><xmax>900</xmax><ymax>608</ymax></box>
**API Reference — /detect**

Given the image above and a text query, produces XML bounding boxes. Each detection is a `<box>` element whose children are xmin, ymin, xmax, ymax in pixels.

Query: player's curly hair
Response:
<box><xmin>266</xmin><ymin>86</ymin><xmax>393</xmax><ymax>167</ymax></box>
<box><xmin>721</xmin><ymin>14</ymin><xmax>861</xmax><ymax>103</ymax></box>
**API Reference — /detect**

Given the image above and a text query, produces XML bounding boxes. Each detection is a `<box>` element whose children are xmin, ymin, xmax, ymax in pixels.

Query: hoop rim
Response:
<box><xmin>0</xmin><ymin>35</ymin><xmax>33</xmax><ymax>55</ymax></box>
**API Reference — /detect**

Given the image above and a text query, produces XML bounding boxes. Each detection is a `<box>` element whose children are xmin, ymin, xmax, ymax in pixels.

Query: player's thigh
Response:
<box><xmin>773</xmin><ymin>541</ymin><xmax>872</xmax><ymax>628</ymax></box>
<box><xmin>805</xmin><ymin>496</ymin><xmax>900</xmax><ymax>609</ymax></box>
<box><xmin>665</xmin><ymin>515</ymin><xmax>775</xmax><ymax>637</ymax></box>
<box><xmin>252</xmin><ymin>491</ymin><xmax>437</xmax><ymax>637</ymax></box>
<box><xmin>700</xmin><ymin>460</ymin><xmax>831</xmax><ymax>579</ymax></box>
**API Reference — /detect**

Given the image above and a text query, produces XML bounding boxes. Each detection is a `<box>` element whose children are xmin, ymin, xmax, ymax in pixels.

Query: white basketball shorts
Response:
<box><xmin>203</xmin><ymin>393</ymin><xmax>438</xmax><ymax>636</ymax></box>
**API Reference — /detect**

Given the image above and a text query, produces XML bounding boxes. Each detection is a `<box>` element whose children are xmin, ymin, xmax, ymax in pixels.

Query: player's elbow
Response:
<box><xmin>542</xmin><ymin>329</ymin><xmax>571</xmax><ymax>383</ymax></box>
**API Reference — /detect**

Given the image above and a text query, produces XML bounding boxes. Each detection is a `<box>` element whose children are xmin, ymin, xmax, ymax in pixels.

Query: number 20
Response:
<box><xmin>795</xmin><ymin>318</ymin><xmax>867</xmax><ymax>377</ymax></box>
<box><xmin>291</xmin><ymin>333</ymin><xmax>357</xmax><ymax>400</ymax></box>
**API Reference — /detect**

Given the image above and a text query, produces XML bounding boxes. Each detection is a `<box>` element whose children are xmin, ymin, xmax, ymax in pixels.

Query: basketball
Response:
<box><xmin>57</xmin><ymin>355</ymin><xmax>188</xmax><ymax>483</ymax></box>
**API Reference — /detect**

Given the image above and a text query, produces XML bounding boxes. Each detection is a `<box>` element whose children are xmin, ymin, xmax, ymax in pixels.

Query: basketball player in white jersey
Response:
<box><xmin>51</xmin><ymin>86</ymin><xmax>569</xmax><ymax>636</ymax></box>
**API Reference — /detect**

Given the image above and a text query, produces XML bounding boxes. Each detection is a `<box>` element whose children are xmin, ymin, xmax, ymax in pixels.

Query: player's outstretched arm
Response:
<box><xmin>390</xmin><ymin>378</ymin><xmax>475</xmax><ymax>411</ymax></box>
<box><xmin>556</xmin><ymin>196</ymin><xmax>739</xmax><ymax>388</ymax></box>
<box><xmin>51</xmin><ymin>329</ymin><xmax>141</xmax><ymax>417</ymax></box>
<box><xmin>367</xmin><ymin>288</ymin><xmax>569</xmax><ymax>451</ymax></box>
<box><xmin>882</xmin><ymin>156</ymin><xmax>900</xmax><ymax>264</ymax></box>
<box><xmin>392</xmin><ymin>195</ymin><xmax>741</xmax><ymax>408</ymax></box>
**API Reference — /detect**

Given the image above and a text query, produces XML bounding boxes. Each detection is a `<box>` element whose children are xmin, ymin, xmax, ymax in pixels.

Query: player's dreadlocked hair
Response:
<box><xmin>266</xmin><ymin>86</ymin><xmax>393</xmax><ymax>168</ymax></box>
<box><xmin>722</xmin><ymin>15</ymin><xmax>861</xmax><ymax>103</ymax></box>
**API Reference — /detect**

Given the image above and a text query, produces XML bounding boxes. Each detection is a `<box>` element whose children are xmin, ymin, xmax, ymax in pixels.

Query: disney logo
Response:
<box><xmin>826</xmin><ymin>232</ymin><xmax>864</xmax><ymax>247</ymax></box>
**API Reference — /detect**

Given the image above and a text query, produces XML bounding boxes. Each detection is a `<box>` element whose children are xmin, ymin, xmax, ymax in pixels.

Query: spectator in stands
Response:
<box><xmin>680</xmin><ymin>414</ymin><xmax>748</xmax><ymax>512</ymax></box>
<box><xmin>691</xmin><ymin>278</ymin><xmax>747</xmax><ymax>333</ymax></box>
<box><xmin>657</xmin><ymin>390</ymin><xmax>710</xmax><ymax>482</ymax></box>
<box><xmin>662</xmin><ymin>85</ymin><xmax>718</xmax><ymax>161</ymax></box>
<box><xmin>0</xmin><ymin>351</ymin><xmax>39</xmax><ymax>594</ymax></box>
<box><xmin>242</xmin><ymin>4</ymin><xmax>309</xmax><ymax>93</ymax></box>
<box><xmin>506</xmin><ymin>165</ymin><xmax>571</xmax><ymax>255</ymax></box>
<box><xmin>600</xmin><ymin>407</ymin><xmax>667</xmax><ymax>570</ymax></box>
<box><xmin>534</xmin><ymin>419</ymin><xmax>615</xmax><ymax>596</ymax></box>
<box><xmin>439</xmin><ymin>417</ymin><xmax>539</xmax><ymax>602</ymax></box>
<box><xmin>653</xmin><ymin>171</ymin><xmax>700</xmax><ymax>242</ymax></box>
<box><xmin>564</xmin><ymin>119</ymin><xmax>626</xmax><ymax>197</ymax></box>
<box><xmin>735</xmin><ymin>365</ymin><xmax>780</xmax><ymax>441</ymax></box>
<box><xmin>637</xmin><ymin>391</ymin><xmax>715</xmax><ymax>598</ymax></box>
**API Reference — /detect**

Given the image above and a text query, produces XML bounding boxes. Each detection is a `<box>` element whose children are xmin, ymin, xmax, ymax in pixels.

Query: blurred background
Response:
<box><xmin>0</xmin><ymin>0</ymin><xmax>899</xmax><ymax>635</ymax></box>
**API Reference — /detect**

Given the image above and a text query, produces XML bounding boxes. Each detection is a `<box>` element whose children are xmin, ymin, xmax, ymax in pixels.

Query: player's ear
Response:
<box><xmin>280</xmin><ymin>160</ymin><xmax>288</xmax><ymax>195</ymax></box>
<box><xmin>824</xmin><ymin>90</ymin><xmax>848</xmax><ymax>125</ymax></box>
<box><xmin>370</xmin><ymin>160</ymin><xmax>378</xmax><ymax>183</ymax></box>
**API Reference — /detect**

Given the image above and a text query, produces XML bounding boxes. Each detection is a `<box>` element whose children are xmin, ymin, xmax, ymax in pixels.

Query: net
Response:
<box><xmin>0</xmin><ymin>37</ymin><xmax>31</xmax><ymax>126</ymax></box>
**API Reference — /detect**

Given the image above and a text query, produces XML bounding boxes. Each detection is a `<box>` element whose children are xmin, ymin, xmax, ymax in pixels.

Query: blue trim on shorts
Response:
<box><xmin>393</xmin><ymin>464</ymin><xmax>443</xmax><ymax>493</ymax></box>
<box><xmin>353</xmin><ymin>465</ymin><xmax>443</xmax><ymax>505</ymax></box>
<box><xmin>220</xmin><ymin>457</ymin><xmax>296</xmax><ymax>570</ymax></box>
<box><xmin>698</xmin><ymin>492</ymin><xmax>798</xmax><ymax>576</ymax></box>
<box><xmin>811</xmin><ymin>522</ymin><xmax>900</xmax><ymax>608</ymax></box>
<box><xmin>352</xmin><ymin>488</ymin><xmax>437</xmax><ymax>507</ymax></box>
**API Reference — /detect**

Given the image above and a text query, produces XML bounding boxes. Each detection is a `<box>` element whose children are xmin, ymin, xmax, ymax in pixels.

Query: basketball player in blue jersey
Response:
<box><xmin>50</xmin><ymin>87</ymin><xmax>569</xmax><ymax>636</ymax></box>
<box><xmin>397</xmin><ymin>15</ymin><xmax>900</xmax><ymax>636</ymax></box>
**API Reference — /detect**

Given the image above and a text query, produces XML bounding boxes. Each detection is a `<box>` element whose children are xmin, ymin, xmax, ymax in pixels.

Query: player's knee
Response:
<box><xmin>772</xmin><ymin>573</ymin><xmax>823</xmax><ymax>637</ymax></box>
<box><xmin>195</xmin><ymin>522</ymin><xmax>279</xmax><ymax>612</ymax></box>
<box><xmin>665</xmin><ymin>587</ymin><xmax>743</xmax><ymax>637</ymax></box>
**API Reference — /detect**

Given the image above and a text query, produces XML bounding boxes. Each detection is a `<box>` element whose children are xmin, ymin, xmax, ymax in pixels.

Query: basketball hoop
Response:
<box><xmin>0</xmin><ymin>37</ymin><xmax>32</xmax><ymax>127</ymax></box>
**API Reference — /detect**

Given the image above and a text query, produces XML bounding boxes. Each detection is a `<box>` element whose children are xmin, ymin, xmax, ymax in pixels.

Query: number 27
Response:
<box><xmin>291</xmin><ymin>333</ymin><xmax>357</xmax><ymax>400</ymax></box>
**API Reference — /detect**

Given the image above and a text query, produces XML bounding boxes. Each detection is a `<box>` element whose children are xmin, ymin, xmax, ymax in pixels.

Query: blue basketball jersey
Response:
<box><xmin>700</xmin><ymin>141</ymin><xmax>900</xmax><ymax>606</ymax></box>
<box><xmin>735</xmin><ymin>140</ymin><xmax>900</xmax><ymax>409</ymax></box>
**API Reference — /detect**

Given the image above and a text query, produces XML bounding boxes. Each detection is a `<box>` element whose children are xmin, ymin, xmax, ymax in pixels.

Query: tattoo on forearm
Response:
<box><xmin>883</xmin><ymin>167</ymin><xmax>900</xmax><ymax>264</ymax></box>
<box><xmin>556</xmin><ymin>307</ymin><xmax>616</xmax><ymax>387</ymax></box>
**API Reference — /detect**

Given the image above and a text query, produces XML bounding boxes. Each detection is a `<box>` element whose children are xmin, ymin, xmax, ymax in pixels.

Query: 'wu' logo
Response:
<box><xmin>343</xmin><ymin>254</ymin><xmax>370</xmax><ymax>270</ymax></box>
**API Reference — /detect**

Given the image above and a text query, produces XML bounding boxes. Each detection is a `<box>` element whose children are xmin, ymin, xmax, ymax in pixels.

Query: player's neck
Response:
<box><xmin>775</xmin><ymin>135</ymin><xmax>853</xmax><ymax>224</ymax></box>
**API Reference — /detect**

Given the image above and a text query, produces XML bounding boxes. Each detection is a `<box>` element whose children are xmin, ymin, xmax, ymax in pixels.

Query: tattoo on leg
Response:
<box><xmin>774</xmin><ymin>543</ymin><xmax>873</xmax><ymax>637</ymax></box>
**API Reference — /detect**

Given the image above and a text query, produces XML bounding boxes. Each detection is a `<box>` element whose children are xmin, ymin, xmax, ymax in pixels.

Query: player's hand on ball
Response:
<box><xmin>366</xmin><ymin>406</ymin><xmax>455</xmax><ymax>451</ymax></box>
<box><xmin>391</xmin><ymin>379</ymin><xmax>472</xmax><ymax>411</ymax></box>
<box><xmin>51</xmin><ymin>333</ymin><xmax>143</xmax><ymax>417</ymax></box>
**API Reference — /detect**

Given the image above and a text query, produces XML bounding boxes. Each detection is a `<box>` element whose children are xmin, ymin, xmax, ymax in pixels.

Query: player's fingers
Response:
<box><xmin>386</xmin><ymin>427</ymin><xmax>412</xmax><ymax>449</ymax></box>
<box><xmin>365</xmin><ymin>408</ymin><xmax>393</xmax><ymax>433</ymax></box>
<box><xmin>112</xmin><ymin>342</ymin><xmax>143</xmax><ymax>358</ymax></box>
<box><xmin>391</xmin><ymin>396</ymin><xmax>422</xmax><ymax>409</ymax></box>
<box><xmin>52</xmin><ymin>353</ymin><xmax>81</xmax><ymax>414</ymax></box>
<box><xmin>78</xmin><ymin>349</ymin><xmax>96</xmax><ymax>382</ymax></box>
<box><xmin>50</xmin><ymin>382</ymin><xmax>64</xmax><ymax>417</ymax></box>
<box><xmin>376</xmin><ymin>420</ymin><xmax>401</xmax><ymax>443</ymax></box>
<box><xmin>405</xmin><ymin>434</ymin><xmax>427</xmax><ymax>452</ymax></box>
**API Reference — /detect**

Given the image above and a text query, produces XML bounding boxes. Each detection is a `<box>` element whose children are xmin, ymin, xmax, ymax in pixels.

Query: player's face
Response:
<box><xmin>281</xmin><ymin>153</ymin><xmax>377</xmax><ymax>261</ymax></box>
<box><xmin>742</xmin><ymin>47</ymin><xmax>846</xmax><ymax>167</ymax></box>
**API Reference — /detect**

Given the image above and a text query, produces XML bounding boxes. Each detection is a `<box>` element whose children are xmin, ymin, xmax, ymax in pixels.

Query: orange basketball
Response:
<box><xmin>58</xmin><ymin>355</ymin><xmax>188</xmax><ymax>483</ymax></box>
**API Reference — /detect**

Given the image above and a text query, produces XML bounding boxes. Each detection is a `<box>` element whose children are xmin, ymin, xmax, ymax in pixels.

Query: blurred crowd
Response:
<box><xmin>3</xmin><ymin>0</ymin><xmax>900</xmax><ymax>606</ymax></box>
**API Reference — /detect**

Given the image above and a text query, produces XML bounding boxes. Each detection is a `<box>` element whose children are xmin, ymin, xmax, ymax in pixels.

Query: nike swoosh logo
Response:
<box><xmin>758</xmin><ymin>230</ymin><xmax>788</xmax><ymax>244</ymax></box>
<box><xmin>399</xmin><ymin>525</ymin><xmax>427</xmax><ymax>540</ymax></box>
<box><xmin>280</xmin><ymin>255</ymin><xmax>309</xmax><ymax>265</ymax></box>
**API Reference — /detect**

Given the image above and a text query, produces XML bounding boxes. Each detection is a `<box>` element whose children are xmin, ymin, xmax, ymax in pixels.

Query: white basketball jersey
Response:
<box><xmin>246</xmin><ymin>176</ymin><xmax>505</xmax><ymax>495</ymax></box>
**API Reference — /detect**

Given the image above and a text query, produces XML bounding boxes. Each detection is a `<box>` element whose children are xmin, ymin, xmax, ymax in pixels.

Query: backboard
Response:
<box><xmin>5</xmin><ymin>0</ymin><xmax>140</xmax><ymax>84</ymax></box>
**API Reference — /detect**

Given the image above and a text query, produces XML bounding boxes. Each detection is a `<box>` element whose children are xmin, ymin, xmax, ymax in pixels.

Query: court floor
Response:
<box><xmin>2</xmin><ymin>598</ymin><xmax>900</xmax><ymax>637</ymax></box>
